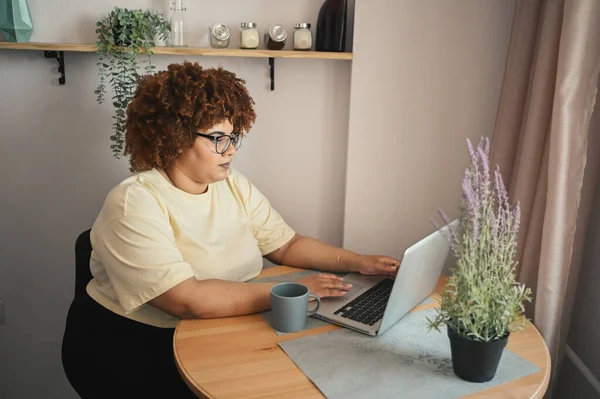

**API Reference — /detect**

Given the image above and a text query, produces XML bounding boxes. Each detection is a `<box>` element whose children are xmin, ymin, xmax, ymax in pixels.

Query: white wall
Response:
<box><xmin>0</xmin><ymin>1</ymin><xmax>350</xmax><ymax>398</ymax></box>
<box><xmin>343</xmin><ymin>0</ymin><xmax>516</xmax><ymax>261</ymax></box>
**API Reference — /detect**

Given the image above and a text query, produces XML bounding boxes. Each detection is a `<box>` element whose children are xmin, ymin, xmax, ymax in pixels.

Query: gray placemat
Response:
<box><xmin>278</xmin><ymin>308</ymin><xmax>540</xmax><ymax>399</ymax></box>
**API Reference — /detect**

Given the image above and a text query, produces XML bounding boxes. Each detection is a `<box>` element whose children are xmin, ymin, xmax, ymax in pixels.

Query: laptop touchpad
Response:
<box><xmin>343</xmin><ymin>283</ymin><xmax>367</xmax><ymax>299</ymax></box>
<box><xmin>319</xmin><ymin>283</ymin><xmax>365</xmax><ymax>305</ymax></box>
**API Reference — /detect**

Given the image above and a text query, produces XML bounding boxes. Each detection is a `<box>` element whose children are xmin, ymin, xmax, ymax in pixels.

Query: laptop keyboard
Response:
<box><xmin>333</xmin><ymin>278</ymin><xmax>394</xmax><ymax>326</ymax></box>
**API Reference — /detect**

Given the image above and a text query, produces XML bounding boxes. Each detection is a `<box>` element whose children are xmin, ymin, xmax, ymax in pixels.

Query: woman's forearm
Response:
<box><xmin>186</xmin><ymin>279</ymin><xmax>277</xmax><ymax>318</ymax></box>
<box><xmin>279</xmin><ymin>236</ymin><xmax>361</xmax><ymax>273</ymax></box>
<box><xmin>151</xmin><ymin>277</ymin><xmax>277</xmax><ymax>319</ymax></box>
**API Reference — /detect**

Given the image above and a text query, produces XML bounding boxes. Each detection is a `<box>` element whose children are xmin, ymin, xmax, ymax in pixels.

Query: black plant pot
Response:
<box><xmin>447</xmin><ymin>327</ymin><xmax>509</xmax><ymax>382</ymax></box>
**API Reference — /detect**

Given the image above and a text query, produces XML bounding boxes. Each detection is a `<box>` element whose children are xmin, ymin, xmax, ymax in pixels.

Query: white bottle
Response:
<box><xmin>240</xmin><ymin>22</ymin><xmax>259</xmax><ymax>49</ymax></box>
<box><xmin>170</xmin><ymin>0</ymin><xmax>187</xmax><ymax>47</ymax></box>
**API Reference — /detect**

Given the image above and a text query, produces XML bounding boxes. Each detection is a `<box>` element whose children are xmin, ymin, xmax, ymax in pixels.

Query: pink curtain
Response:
<box><xmin>489</xmin><ymin>0</ymin><xmax>600</xmax><ymax>390</ymax></box>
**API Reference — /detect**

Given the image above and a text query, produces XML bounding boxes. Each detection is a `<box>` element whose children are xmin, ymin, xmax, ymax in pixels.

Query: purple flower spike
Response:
<box><xmin>513</xmin><ymin>202</ymin><xmax>521</xmax><ymax>233</ymax></box>
<box><xmin>466</xmin><ymin>138</ymin><xmax>476</xmax><ymax>160</ymax></box>
<box><xmin>462</xmin><ymin>172</ymin><xmax>477</xmax><ymax>214</ymax></box>
<box><xmin>477</xmin><ymin>136</ymin><xmax>485</xmax><ymax>152</ymax></box>
<box><xmin>494</xmin><ymin>166</ymin><xmax>508</xmax><ymax>211</ymax></box>
<box><xmin>438</xmin><ymin>209</ymin><xmax>458</xmax><ymax>242</ymax></box>
<box><xmin>462</xmin><ymin>178</ymin><xmax>472</xmax><ymax>208</ymax></box>
<box><xmin>438</xmin><ymin>209</ymin><xmax>451</xmax><ymax>226</ymax></box>
<box><xmin>477</xmin><ymin>146</ymin><xmax>490</xmax><ymax>182</ymax></box>
<box><xmin>431</xmin><ymin>217</ymin><xmax>448</xmax><ymax>241</ymax></box>
<box><xmin>484</xmin><ymin>137</ymin><xmax>490</xmax><ymax>156</ymax></box>
<box><xmin>491</xmin><ymin>210</ymin><xmax>499</xmax><ymax>251</ymax></box>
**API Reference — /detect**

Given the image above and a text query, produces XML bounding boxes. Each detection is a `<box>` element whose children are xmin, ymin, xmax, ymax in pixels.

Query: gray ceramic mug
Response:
<box><xmin>270</xmin><ymin>282</ymin><xmax>321</xmax><ymax>333</ymax></box>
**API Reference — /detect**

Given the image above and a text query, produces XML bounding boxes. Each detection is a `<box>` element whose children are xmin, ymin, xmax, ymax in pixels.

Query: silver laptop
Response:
<box><xmin>313</xmin><ymin>220</ymin><xmax>456</xmax><ymax>336</ymax></box>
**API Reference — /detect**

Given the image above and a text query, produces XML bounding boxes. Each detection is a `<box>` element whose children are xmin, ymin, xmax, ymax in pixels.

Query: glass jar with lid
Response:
<box><xmin>293</xmin><ymin>23</ymin><xmax>312</xmax><ymax>51</ymax></box>
<box><xmin>209</xmin><ymin>24</ymin><xmax>230</xmax><ymax>48</ymax></box>
<box><xmin>265</xmin><ymin>24</ymin><xmax>287</xmax><ymax>50</ymax></box>
<box><xmin>240</xmin><ymin>22</ymin><xmax>259</xmax><ymax>49</ymax></box>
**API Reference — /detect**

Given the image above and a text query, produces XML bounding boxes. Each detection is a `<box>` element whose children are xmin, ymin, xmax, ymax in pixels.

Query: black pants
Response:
<box><xmin>62</xmin><ymin>292</ymin><xmax>196</xmax><ymax>399</ymax></box>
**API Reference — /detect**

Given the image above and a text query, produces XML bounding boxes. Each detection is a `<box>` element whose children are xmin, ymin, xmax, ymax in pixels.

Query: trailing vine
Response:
<box><xmin>94</xmin><ymin>7</ymin><xmax>170</xmax><ymax>158</ymax></box>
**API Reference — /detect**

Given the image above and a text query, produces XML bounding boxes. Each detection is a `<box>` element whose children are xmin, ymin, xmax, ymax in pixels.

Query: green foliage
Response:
<box><xmin>94</xmin><ymin>7</ymin><xmax>170</xmax><ymax>158</ymax></box>
<box><xmin>427</xmin><ymin>138</ymin><xmax>533</xmax><ymax>342</ymax></box>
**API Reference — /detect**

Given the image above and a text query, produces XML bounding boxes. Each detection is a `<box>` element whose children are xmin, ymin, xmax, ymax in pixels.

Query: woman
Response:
<box><xmin>62</xmin><ymin>61</ymin><xmax>400</xmax><ymax>398</ymax></box>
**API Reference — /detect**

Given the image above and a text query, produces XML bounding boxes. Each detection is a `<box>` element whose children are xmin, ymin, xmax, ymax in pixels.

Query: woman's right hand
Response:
<box><xmin>296</xmin><ymin>273</ymin><xmax>353</xmax><ymax>298</ymax></box>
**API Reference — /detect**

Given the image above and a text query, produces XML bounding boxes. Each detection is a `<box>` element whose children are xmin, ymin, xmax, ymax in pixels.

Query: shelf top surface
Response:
<box><xmin>0</xmin><ymin>42</ymin><xmax>353</xmax><ymax>60</ymax></box>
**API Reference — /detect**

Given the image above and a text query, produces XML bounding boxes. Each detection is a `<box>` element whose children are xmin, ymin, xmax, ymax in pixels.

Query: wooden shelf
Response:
<box><xmin>0</xmin><ymin>42</ymin><xmax>353</xmax><ymax>60</ymax></box>
<box><xmin>0</xmin><ymin>42</ymin><xmax>97</xmax><ymax>53</ymax></box>
<box><xmin>0</xmin><ymin>41</ymin><xmax>352</xmax><ymax>89</ymax></box>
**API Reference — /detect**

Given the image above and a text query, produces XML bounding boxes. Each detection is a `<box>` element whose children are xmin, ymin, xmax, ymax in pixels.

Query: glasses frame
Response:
<box><xmin>196</xmin><ymin>132</ymin><xmax>243</xmax><ymax>154</ymax></box>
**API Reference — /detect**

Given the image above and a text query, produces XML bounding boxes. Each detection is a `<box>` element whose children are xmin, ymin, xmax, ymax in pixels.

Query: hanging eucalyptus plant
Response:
<box><xmin>94</xmin><ymin>7</ymin><xmax>170</xmax><ymax>158</ymax></box>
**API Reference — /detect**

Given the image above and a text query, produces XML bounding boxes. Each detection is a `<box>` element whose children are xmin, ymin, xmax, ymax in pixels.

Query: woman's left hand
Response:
<box><xmin>356</xmin><ymin>255</ymin><xmax>401</xmax><ymax>277</ymax></box>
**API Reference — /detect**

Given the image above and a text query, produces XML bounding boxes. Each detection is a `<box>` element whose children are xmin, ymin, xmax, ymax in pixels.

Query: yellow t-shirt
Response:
<box><xmin>86</xmin><ymin>168</ymin><xmax>295</xmax><ymax>328</ymax></box>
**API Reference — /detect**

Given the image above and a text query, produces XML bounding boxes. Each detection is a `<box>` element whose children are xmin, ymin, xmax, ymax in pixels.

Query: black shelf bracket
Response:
<box><xmin>268</xmin><ymin>57</ymin><xmax>275</xmax><ymax>91</ymax></box>
<box><xmin>44</xmin><ymin>50</ymin><xmax>65</xmax><ymax>85</ymax></box>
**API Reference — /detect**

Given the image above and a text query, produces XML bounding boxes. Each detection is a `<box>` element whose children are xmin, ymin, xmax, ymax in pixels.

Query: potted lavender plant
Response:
<box><xmin>427</xmin><ymin>137</ymin><xmax>532</xmax><ymax>383</ymax></box>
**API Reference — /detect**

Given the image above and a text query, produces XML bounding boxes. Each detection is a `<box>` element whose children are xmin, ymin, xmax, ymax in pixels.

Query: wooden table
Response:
<box><xmin>174</xmin><ymin>266</ymin><xmax>551</xmax><ymax>399</ymax></box>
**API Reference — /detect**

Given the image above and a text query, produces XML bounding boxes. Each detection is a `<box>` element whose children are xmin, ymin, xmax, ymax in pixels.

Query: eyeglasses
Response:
<box><xmin>196</xmin><ymin>132</ymin><xmax>243</xmax><ymax>154</ymax></box>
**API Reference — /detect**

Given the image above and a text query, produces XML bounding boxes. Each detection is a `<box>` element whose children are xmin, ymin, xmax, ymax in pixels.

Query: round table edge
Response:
<box><xmin>526</xmin><ymin>319</ymin><xmax>552</xmax><ymax>399</ymax></box>
<box><xmin>174</xmin><ymin>321</ymin><xmax>216</xmax><ymax>399</ymax></box>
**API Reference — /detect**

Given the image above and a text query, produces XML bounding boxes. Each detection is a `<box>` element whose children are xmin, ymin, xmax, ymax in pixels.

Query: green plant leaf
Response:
<box><xmin>94</xmin><ymin>6</ymin><xmax>169</xmax><ymax>158</ymax></box>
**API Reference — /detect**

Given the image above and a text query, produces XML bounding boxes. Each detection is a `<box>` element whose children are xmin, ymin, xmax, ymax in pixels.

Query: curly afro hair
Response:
<box><xmin>124</xmin><ymin>61</ymin><xmax>256</xmax><ymax>172</ymax></box>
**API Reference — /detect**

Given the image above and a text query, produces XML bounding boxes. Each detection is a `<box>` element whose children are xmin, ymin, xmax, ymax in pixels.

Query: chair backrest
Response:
<box><xmin>74</xmin><ymin>229</ymin><xmax>93</xmax><ymax>298</ymax></box>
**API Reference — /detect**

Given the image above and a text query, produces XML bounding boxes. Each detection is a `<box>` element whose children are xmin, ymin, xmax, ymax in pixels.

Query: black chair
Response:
<box><xmin>62</xmin><ymin>229</ymin><xmax>93</xmax><ymax>398</ymax></box>
<box><xmin>74</xmin><ymin>229</ymin><xmax>93</xmax><ymax>298</ymax></box>
<box><xmin>63</xmin><ymin>228</ymin><xmax>197</xmax><ymax>398</ymax></box>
